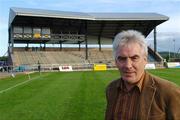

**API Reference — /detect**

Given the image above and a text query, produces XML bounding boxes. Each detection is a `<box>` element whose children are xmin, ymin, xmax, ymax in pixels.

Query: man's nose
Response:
<box><xmin>124</xmin><ymin>58</ymin><xmax>133</xmax><ymax>68</ymax></box>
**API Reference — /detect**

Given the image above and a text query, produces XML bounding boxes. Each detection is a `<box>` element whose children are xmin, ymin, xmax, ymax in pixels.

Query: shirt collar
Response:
<box><xmin>136</xmin><ymin>72</ymin><xmax>145</xmax><ymax>92</ymax></box>
<box><xmin>117</xmin><ymin>72</ymin><xmax>145</xmax><ymax>93</ymax></box>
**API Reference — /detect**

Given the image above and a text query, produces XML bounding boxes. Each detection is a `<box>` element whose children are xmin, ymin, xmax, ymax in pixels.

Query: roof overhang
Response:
<box><xmin>9</xmin><ymin>7</ymin><xmax>169</xmax><ymax>44</ymax></box>
<box><xmin>9</xmin><ymin>7</ymin><xmax>169</xmax><ymax>26</ymax></box>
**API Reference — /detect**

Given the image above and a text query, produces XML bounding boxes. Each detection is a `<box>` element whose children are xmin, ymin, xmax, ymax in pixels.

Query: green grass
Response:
<box><xmin>0</xmin><ymin>69</ymin><xmax>179</xmax><ymax>120</ymax></box>
<box><xmin>148</xmin><ymin>68</ymin><xmax>180</xmax><ymax>85</ymax></box>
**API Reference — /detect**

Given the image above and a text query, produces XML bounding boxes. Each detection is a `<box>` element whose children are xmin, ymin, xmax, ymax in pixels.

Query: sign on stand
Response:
<box><xmin>59</xmin><ymin>66</ymin><xmax>73</xmax><ymax>72</ymax></box>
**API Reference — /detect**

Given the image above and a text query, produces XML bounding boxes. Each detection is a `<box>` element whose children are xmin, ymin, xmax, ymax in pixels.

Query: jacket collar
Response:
<box><xmin>116</xmin><ymin>71</ymin><xmax>146</xmax><ymax>93</ymax></box>
<box><xmin>138</xmin><ymin>71</ymin><xmax>157</xmax><ymax>120</ymax></box>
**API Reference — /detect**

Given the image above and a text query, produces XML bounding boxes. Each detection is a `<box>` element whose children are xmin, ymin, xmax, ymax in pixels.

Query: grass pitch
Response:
<box><xmin>0</xmin><ymin>69</ymin><xmax>179</xmax><ymax>120</ymax></box>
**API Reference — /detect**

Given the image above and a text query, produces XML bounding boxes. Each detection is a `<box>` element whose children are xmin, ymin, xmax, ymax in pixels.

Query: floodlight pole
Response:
<box><xmin>169</xmin><ymin>47</ymin><xmax>170</xmax><ymax>61</ymax></box>
<box><xmin>173</xmin><ymin>39</ymin><xmax>175</xmax><ymax>58</ymax></box>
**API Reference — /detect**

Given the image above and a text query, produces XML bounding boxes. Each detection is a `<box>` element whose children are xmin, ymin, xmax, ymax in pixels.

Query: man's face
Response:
<box><xmin>115</xmin><ymin>42</ymin><xmax>147</xmax><ymax>84</ymax></box>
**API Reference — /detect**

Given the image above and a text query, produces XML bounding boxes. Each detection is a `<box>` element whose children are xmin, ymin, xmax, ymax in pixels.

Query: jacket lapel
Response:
<box><xmin>139</xmin><ymin>72</ymin><xmax>157</xmax><ymax>120</ymax></box>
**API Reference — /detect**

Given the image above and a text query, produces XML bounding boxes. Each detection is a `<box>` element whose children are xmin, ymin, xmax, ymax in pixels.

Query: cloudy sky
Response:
<box><xmin>0</xmin><ymin>0</ymin><xmax>180</xmax><ymax>56</ymax></box>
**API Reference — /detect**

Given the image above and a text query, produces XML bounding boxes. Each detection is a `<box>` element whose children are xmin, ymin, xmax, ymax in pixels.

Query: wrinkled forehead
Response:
<box><xmin>116</xmin><ymin>42</ymin><xmax>144</xmax><ymax>57</ymax></box>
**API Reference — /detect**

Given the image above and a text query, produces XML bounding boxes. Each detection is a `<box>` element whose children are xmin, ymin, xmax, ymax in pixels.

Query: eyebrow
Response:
<box><xmin>117</xmin><ymin>54</ymin><xmax>140</xmax><ymax>59</ymax></box>
<box><xmin>130</xmin><ymin>55</ymin><xmax>140</xmax><ymax>58</ymax></box>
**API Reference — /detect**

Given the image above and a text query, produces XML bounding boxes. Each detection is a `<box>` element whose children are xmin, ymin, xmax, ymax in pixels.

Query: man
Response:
<box><xmin>37</xmin><ymin>60</ymin><xmax>41</xmax><ymax>73</ymax></box>
<box><xmin>105</xmin><ymin>30</ymin><xmax>180</xmax><ymax>120</ymax></box>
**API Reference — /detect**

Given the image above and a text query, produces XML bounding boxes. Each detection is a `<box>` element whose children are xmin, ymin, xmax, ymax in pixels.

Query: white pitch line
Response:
<box><xmin>0</xmin><ymin>74</ymin><xmax>48</xmax><ymax>94</ymax></box>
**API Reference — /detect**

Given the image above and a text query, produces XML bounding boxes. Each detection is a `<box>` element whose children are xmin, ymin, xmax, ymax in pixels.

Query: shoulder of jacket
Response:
<box><xmin>106</xmin><ymin>79</ymin><xmax>120</xmax><ymax>91</ymax></box>
<box><xmin>147</xmin><ymin>72</ymin><xmax>180</xmax><ymax>94</ymax></box>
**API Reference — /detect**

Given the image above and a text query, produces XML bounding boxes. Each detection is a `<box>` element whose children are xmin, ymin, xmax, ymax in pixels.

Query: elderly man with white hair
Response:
<box><xmin>105</xmin><ymin>30</ymin><xmax>180</xmax><ymax>120</ymax></box>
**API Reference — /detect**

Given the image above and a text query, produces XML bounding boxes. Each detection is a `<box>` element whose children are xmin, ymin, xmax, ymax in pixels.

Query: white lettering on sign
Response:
<box><xmin>54</xmin><ymin>34</ymin><xmax>85</xmax><ymax>41</ymax></box>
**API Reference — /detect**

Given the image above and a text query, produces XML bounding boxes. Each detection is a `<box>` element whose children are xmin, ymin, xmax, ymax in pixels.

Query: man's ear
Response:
<box><xmin>144</xmin><ymin>56</ymin><xmax>148</xmax><ymax>63</ymax></box>
<box><xmin>114</xmin><ymin>57</ymin><xmax>118</xmax><ymax>65</ymax></box>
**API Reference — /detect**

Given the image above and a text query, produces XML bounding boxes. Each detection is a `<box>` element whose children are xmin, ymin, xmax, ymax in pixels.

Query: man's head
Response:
<box><xmin>113</xmin><ymin>30</ymin><xmax>148</xmax><ymax>84</ymax></box>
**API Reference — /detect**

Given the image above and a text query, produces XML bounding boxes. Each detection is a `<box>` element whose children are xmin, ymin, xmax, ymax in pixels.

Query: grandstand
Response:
<box><xmin>7</xmin><ymin>7</ymin><xmax>169</xmax><ymax>70</ymax></box>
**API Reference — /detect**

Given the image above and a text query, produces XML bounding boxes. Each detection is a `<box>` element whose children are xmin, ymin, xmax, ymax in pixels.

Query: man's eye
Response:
<box><xmin>117</xmin><ymin>56</ymin><xmax>126</xmax><ymax>62</ymax></box>
<box><xmin>131</xmin><ymin>56</ymin><xmax>139</xmax><ymax>61</ymax></box>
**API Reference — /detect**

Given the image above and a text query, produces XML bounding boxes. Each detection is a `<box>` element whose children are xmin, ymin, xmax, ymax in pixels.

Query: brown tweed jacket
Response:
<box><xmin>105</xmin><ymin>71</ymin><xmax>180</xmax><ymax>120</ymax></box>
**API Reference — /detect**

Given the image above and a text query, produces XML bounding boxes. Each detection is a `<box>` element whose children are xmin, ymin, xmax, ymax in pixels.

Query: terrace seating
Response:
<box><xmin>11</xmin><ymin>47</ymin><xmax>164</xmax><ymax>69</ymax></box>
<box><xmin>88</xmin><ymin>49</ymin><xmax>114</xmax><ymax>64</ymax></box>
<box><xmin>12</xmin><ymin>50</ymin><xmax>88</xmax><ymax>65</ymax></box>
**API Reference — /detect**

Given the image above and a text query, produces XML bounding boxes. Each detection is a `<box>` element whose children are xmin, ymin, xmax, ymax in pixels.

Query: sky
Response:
<box><xmin>0</xmin><ymin>0</ymin><xmax>180</xmax><ymax>56</ymax></box>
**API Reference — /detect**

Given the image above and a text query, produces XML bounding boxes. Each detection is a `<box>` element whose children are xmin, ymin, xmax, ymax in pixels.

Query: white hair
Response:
<box><xmin>113</xmin><ymin>30</ymin><xmax>148</xmax><ymax>58</ymax></box>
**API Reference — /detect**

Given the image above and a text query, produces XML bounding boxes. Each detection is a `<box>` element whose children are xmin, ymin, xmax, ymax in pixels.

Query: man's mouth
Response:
<box><xmin>123</xmin><ymin>71</ymin><xmax>135</xmax><ymax>76</ymax></box>
<box><xmin>124</xmin><ymin>71</ymin><xmax>134</xmax><ymax>74</ymax></box>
